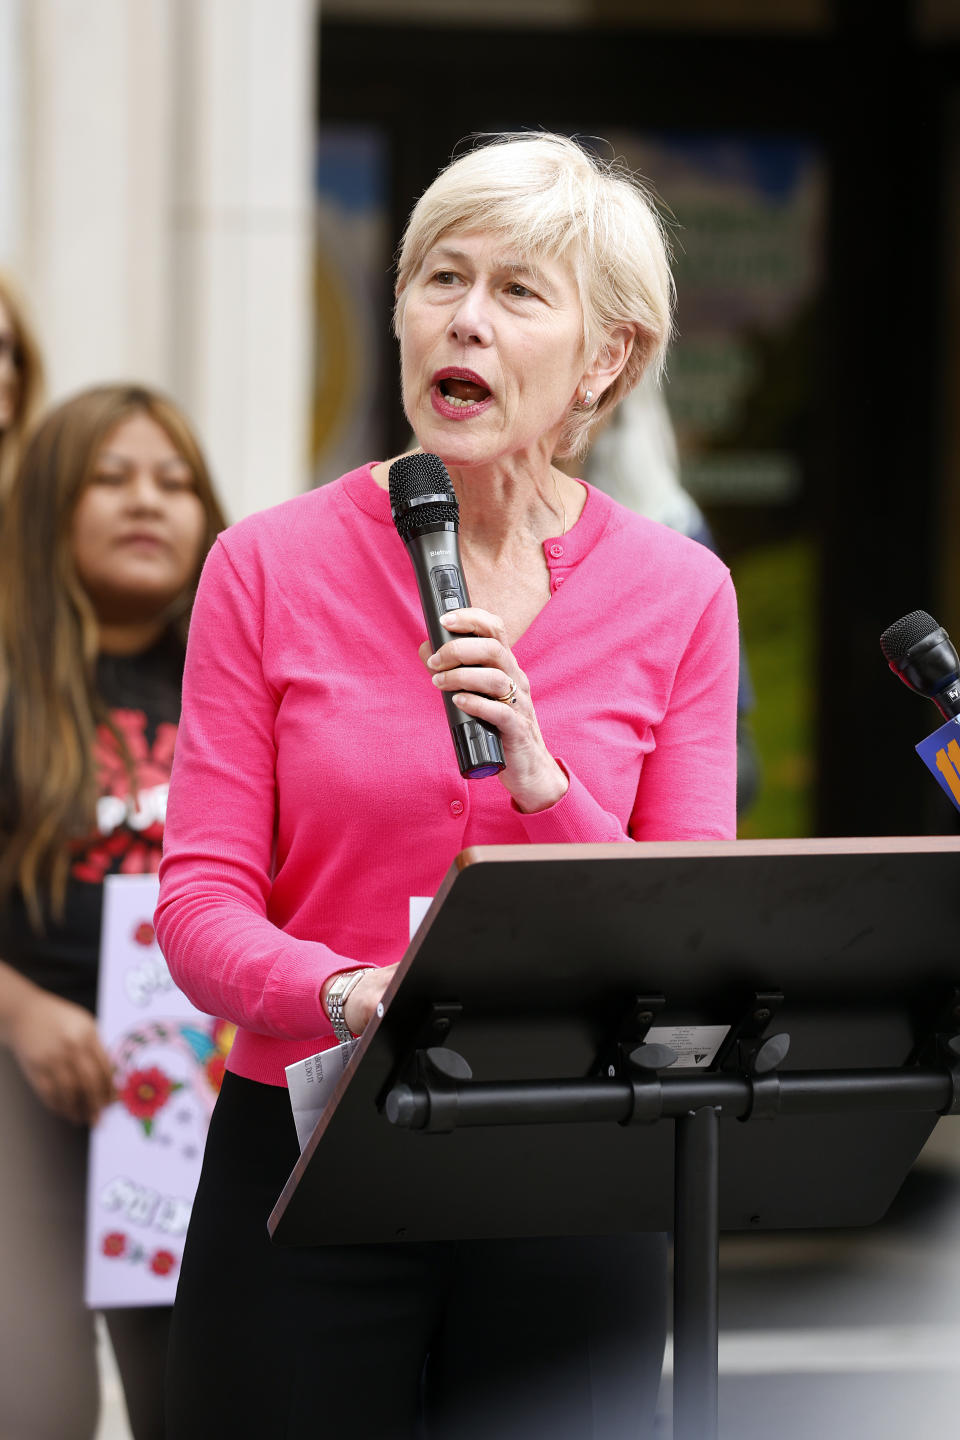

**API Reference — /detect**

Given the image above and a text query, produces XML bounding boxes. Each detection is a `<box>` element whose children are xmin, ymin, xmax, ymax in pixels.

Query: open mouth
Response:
<box><xmin>436</xmin><ymin>376</ymin><xmax>491</xmax><ymax>408</ymax></box>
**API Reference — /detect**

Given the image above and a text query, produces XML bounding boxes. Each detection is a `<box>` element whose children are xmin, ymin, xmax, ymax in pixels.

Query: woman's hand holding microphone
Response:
<box><xmin>421</xmin><ymin>606</ymin><xmax>568</xmax><ymax>815</ymax></box>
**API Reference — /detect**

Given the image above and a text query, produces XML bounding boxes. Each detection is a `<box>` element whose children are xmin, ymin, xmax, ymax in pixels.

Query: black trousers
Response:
<box><xmin>166</xmin><ymin>1073</ymin><xmax>667</xmax><ymax>1440</ymax></box>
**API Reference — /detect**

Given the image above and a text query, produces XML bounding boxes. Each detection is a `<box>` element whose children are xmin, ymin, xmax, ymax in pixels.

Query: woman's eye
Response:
<box><xmin>93</xmin><ymin>471</ymin><xmax>125</xmax><ymax>486</ymax></box>
<box><xmin>507</xmin><ymin>282</ymin><xmax>534</xmax><ymax>299</ymax></box>
<box><xmin>433</xmin><ymin>271</ymin><xmax>458</xmax><ymax>286</ymax></box>
<box><xmin>160</xmin><ymin>473</ymin><xmax>196</xmax><ymax>493</ymax></box>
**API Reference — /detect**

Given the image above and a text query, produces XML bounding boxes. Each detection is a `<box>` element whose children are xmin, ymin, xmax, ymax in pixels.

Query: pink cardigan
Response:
<box><xmin>156</xmin><ymin>465</ymin><xmax>739</xmax><ymax>1086</ymax></box>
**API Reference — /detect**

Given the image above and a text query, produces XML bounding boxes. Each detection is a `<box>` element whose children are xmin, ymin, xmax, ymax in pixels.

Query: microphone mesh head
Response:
<box><xmin>880</xmin><ymin>610</ymin><xmax>938</xmax><ymax>664</ymax></box>
<box><xmin>388</xmin><ymin>453</ymin><xmax>459</xmax><ymax>539</ymax></box>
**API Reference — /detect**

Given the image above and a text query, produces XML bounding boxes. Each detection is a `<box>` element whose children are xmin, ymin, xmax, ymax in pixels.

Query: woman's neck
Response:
<box><xmin>96</xmin><ymin>618</ymin><xmax>167</xmax><ymax>657</ymax></box>
<box><xmin>369</xmin><ymin>452</ymin><xmax>586</xmax><ymax>647</ymax></box>
<box><xmin>370</xmin><ymin>451</ymin><xmax>586</xmax><ymax>564</ymax></box>
<box><xmin>374</xmin><ymin>451</ymin><xmax>583</xmax><ymax>551</ymax></box>
<box><xmin>453</xmin><ymin>461</ymin><xmax>584</xmax><ymax>560</ymax></box>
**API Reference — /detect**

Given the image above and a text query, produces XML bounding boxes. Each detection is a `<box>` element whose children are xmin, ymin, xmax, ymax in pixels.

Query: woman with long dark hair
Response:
<box><xmin>0</xmin><ymin>384</ymin><xmax>226</xmax><ymax>1439</ymax></box>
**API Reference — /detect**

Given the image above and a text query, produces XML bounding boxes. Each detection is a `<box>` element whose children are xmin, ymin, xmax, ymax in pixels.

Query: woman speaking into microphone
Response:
<box><xmin>158</xmin><ymin>132</ymin><xmax>739</xmax><ymax>1439</ymax></box>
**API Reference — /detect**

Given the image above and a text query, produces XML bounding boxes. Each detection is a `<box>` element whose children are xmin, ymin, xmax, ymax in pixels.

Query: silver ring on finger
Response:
<box><xmin>495</xmin><ymin>679</ymin><xmax>519</xmax><ymax>706</ymax></box>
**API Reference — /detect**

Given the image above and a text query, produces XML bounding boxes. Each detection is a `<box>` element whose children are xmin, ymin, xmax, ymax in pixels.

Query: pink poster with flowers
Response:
<box><xmin>85</xmin><ymin>874</ymin><xmax>233</xmax><ymax>1307</ymax></box>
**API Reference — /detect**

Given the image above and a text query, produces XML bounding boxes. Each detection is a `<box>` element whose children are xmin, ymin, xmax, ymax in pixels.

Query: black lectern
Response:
<box><xmin>269</xmin><ymin>837</ymin><xmax>960</xmax><ymax>1440</ymax></box>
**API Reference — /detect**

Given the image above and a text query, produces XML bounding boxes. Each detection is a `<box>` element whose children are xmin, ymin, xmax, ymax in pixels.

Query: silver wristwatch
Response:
<box><xmin>324</xmin><ymin>969</ymin><xmax>365</xmax><ymax>1043</ymax></box>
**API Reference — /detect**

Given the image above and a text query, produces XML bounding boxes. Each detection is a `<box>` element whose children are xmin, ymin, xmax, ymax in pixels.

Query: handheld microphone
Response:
<box><xmin>880</xmin><ymin>609</ymin><xmax>960</xmax><ymax>809</ymax></box>
<box><xmin>388</xmin><ymin>452</ymin><xmax>505</xmax><ymax>780</ymax></box>
<box><xmin>880</xmin><ymin>610</ymin><xmax>960</xmax><ymax>719</ymax></box>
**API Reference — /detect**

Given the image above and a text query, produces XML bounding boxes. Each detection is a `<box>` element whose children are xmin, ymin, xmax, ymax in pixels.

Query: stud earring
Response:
<box><xmin>581</xmin><ymin>388</ymin><xmax>594</xmax><ymax>406</ymax></box>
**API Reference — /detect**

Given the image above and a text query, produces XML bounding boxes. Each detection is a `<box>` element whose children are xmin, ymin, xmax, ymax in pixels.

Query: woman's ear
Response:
<box><xmin>581</xmin><ymin>326</ymin><xmax>635</xmax><ymax>403</ymax></box>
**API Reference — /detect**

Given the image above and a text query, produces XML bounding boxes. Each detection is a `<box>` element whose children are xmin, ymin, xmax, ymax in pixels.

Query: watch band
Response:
<box><xmin>324</xmin><ymin>968</ymin><xmax>365</xmax><ymax>1043</ymax></box>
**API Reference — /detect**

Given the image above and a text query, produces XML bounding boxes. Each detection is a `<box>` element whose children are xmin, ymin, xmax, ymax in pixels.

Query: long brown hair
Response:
<box><xmin>0</xmin><ymin>271</ymin><xmax>45</xmax><ymax>509</ymax></box>
<box><xmin>0</xmin><ymin>384</ymin><xmax>227</xmax><ymax>924</ymax></box>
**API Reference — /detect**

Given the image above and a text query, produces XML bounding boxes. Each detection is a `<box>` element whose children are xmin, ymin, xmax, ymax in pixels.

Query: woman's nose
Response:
<box><xmin>447</xmin><ymin>286</ymin><xmax>492</xmax><ymax>346</ymax></box>
<box><xmin>126</xmin><ymin>473</ymin><xmax>165</xmax><ymax>510</ymax></box>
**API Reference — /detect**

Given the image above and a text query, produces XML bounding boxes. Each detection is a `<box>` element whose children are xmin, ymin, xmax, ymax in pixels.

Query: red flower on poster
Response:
<box><xmin>133</xmin><ymin>920</ymin><xmax>156</xmax><ymax>947</ymax></box>
<box><xmin>118</xmin><ymin>1065</ymin><xmax>182</xmax><ymax>1136</ymax></box>
<box><xmin>102</xmin><ymin>1231</ymin><xmax>127</xmax><ymax>1258</ymax></box>
<box><xmin>149</xmin><ymin>1249</ymin><xmax>177</xmax><ymax>1277</ymax></box>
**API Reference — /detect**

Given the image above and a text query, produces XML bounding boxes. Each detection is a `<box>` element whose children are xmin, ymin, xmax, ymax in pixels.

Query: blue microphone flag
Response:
<box><xmin>916</xmin><ymin>717</ymin><xmax>960</xmax><ymax>812</ymax></box>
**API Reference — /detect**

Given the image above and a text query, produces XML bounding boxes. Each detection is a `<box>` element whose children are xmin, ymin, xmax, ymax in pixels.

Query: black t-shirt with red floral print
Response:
<box><xmin>0</xmin><ymin>635</ymin><xmax>184</xmax><ymax>1012</ymax></box>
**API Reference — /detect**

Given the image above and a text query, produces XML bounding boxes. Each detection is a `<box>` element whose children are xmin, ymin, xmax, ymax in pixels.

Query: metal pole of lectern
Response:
<box><xmin>673</xmin><ymin>1106</ymin><xmax>720</xmax><ymax>1440</ymax></box>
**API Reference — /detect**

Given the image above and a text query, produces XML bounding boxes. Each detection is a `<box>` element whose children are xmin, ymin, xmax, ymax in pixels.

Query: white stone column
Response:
<box><xmin>170</xmin><ymin>0</ymin><xmax>316</xmax><ymax>518</ymax></box>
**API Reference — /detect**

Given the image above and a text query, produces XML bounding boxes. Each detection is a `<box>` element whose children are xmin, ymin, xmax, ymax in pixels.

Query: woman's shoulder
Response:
<box><xmin>202</xmin><ymin>465</ymin><xmax>393</xmax><ymax>601</ymax></box>
<box><xmin>583</xmin><ymin>483</ymin><xmax>731</xmax><ymax>591</ymax></box>
<box><xmin>218</xmin><ymin>464</ymin><xmax>377</xmax><ymax>558</ymax></box>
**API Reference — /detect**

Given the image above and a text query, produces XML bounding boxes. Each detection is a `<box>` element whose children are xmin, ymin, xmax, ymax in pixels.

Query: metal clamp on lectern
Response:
<box><xmin>384</xmin><ymin>1045</ymin><xmax>472</xmax><ymax>1133</ymax></box>
<box><xmin>380</xmin><ymin>1002</ymin><xmax>468</xmax><ymax>1133</ymax></box>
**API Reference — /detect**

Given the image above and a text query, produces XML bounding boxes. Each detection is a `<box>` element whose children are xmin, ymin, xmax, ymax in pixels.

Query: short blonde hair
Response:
<box><xmin>394</xmin><ymin>132</ymin><xmax>674</xmax><ymax>458</ymax></box>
